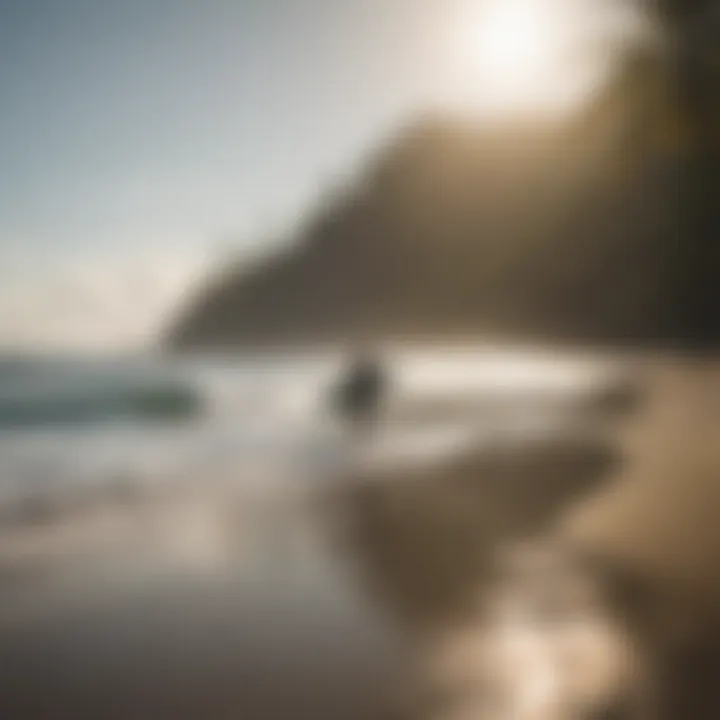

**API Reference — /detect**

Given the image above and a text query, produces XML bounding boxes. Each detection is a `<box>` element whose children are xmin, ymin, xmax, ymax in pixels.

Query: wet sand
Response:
<box><xmin>0</xmin><ymin>423</ymin><xmax>620</xmax><ymax>720</ymax></box>
<box><xmin>0</xmin><ymin>482</ymin><xmax>407</xmax><ymax>720</ymax></box>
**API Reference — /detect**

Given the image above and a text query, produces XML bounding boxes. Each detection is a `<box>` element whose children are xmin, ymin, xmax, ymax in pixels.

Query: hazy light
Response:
<box><xmin>476</xmin><ymin>1</ymin><xmax>561</xmax><ymax>96</ymax></box>
<box><xmin>449</xmin><ymin>0</ymin><xmax>649</xmax><ymax>119</ymax></box>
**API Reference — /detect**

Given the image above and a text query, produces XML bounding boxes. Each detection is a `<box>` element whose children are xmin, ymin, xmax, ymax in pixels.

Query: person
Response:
<box><xmin>331</xmin><ymin>351</ymin><xmax>387</xmax><ymax>437</ymax></box>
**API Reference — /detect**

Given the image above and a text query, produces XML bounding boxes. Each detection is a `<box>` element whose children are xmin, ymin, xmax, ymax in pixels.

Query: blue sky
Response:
<box><xmin>0</xmin><ymin>0</ymin><xmax>468</xmax><ymax>347</ymax></box>
<box><xmin>0</xmin><ymin>0</ymin><xmax>644</xmax><ymax>349</ymax></box>
<box><xmin>0</xmin><ymin>0</ymin><xmax>453</xmax><ymax>261</ymax></box>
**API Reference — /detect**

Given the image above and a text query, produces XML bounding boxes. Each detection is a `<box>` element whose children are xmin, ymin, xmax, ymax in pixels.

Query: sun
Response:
<box><xmin>449</xmin><ymin>0</ymin><xmax>641</xmax><ymax>119</ymax></box>
<box><xmin>480</xmin><ymin>1</ymin><xmax>560</xmax><ymax>86</ymax></box>
<box><xmin>463</xmin><ymin>0</ymin><xmax>575</xmax><ymax>115</ymax></box>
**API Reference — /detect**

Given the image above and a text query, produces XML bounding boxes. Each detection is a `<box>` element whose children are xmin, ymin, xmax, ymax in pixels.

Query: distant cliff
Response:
<box><xmin>168</xmin><ymin>50</ymin><xmax>717</xmax><ymax>351</ymax></box>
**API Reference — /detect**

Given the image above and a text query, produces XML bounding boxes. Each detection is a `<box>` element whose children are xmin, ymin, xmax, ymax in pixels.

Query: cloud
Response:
<box><xmin>0</xmin><ymin>249</ymin><xmax>212</xmax><ymax>351</ymax></box>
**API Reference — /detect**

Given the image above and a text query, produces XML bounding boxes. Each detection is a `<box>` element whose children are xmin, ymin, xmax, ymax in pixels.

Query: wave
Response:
<box><xmin>0</xmin><ymin>360</ymin><xmax>203</xmax><ymax>430</ymax></box>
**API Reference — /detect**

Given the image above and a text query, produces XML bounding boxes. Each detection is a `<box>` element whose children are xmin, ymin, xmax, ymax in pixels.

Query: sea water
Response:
<box><xmin>0</xmin><ymin>348</ymin><xmax>616</xmax><ymax>506</ymax></box>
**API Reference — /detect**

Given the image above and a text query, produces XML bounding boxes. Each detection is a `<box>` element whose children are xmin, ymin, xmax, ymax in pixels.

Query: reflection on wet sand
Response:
<box><xmin>327</xmin><ymin>435</ymin><xmax>617</xmax><ymax>632</ymax></box>
<box><xmin>321</xmin><ymin>433</ymin><xmax>622</xmax><ymax>718</ymax></box>
<box><xmin>0</xmin><ymin>417</ymin><xmax>620</xmax><ymax>720</ymax></box>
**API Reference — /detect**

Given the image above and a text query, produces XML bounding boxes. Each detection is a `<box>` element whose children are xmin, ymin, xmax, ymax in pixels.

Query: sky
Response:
<box><xmin>0</xmin><ymin>0</ymin><xmax>646</xmax><ymax>350</ymax></box>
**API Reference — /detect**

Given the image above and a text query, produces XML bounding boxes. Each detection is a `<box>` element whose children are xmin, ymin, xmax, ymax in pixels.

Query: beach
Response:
<box><xmin>4</xmin><ymin>351</ymin><xmax>705</xmax><ymax>719</ymax></box>
<box><xmin>0</xmin><ymin>398</ymin><xmax>622</xmax><ymax>720</ymax></box>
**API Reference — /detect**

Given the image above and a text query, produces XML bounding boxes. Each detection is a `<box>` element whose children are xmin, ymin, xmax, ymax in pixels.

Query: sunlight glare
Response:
<box><xmin>450</xmin><ymin>0</ymin><xmax>648</xmax><ymax>119</ymax></box>
<box><xmin>464</xmin><ymin>0</ymin><xmax>579</xmax><ymax>115</ymax></box>
<box><xmin>480</xmin><ymin>1</ymin><xmax>559</xmax><ymax>89</ymax></box>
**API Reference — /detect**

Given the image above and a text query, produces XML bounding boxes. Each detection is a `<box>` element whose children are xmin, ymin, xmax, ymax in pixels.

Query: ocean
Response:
<box><xmin>0</xmin><ymin>348</ymin><xmax>616</xmax><ymax>509</ymax></box>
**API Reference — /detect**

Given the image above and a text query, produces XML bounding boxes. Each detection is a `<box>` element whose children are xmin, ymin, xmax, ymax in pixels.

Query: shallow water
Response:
<box><xmin>0</xmin><ymin>349</ymin><xmax>622</xmax><ymax>720</ymax></box>
<box><xmin>0</xmin><ymin>484</ymin><xmax>409</xmax><ymax>719</ymax></box>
